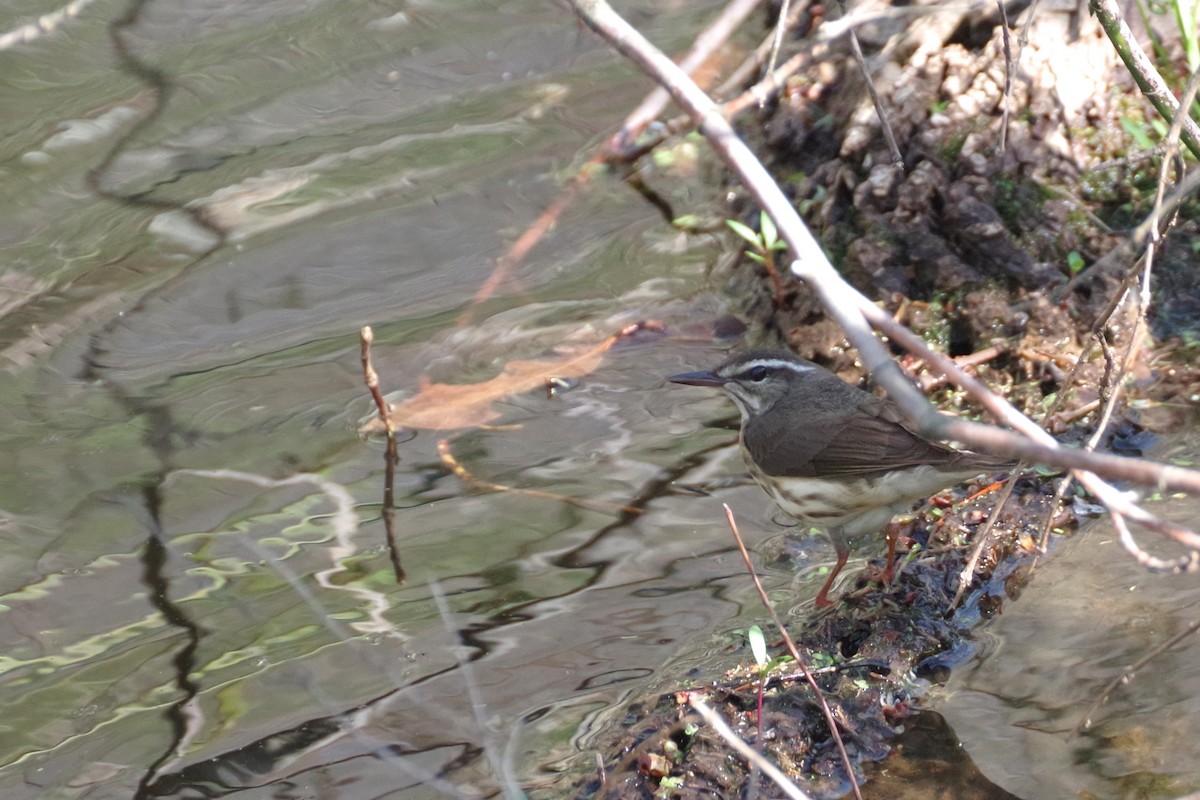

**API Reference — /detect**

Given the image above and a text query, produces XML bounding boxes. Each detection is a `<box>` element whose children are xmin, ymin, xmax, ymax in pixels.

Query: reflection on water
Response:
<box><xmin>1</xmin><ymin>0</ymin><xmax>1198</xmax><ymax>798</ymax></box>
<box><xmin>943</xmin><ymin>489</ymin><xmax>1200</xmax><ymax>800</ymax></box>
<box><xmin>0</xmin><ymin>0</ymin><xmax>743</xmax><ymax>796</ymax></box>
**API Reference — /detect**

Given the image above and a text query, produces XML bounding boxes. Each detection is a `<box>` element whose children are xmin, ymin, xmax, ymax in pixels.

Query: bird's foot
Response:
<box><xmin>813</xmin><ymin>589</ymin><xmax>837</xmax><ymax>608</ymax></box>
<box><xmin>881</xmin><ymin>518</ymin><xmax>918</xmax><ymax>582</ymax></box>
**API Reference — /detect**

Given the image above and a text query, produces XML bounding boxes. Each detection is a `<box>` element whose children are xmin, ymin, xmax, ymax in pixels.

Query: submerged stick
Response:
<box><xmin>360</xmin><ymin>326</ymin><xmax>394</xmax><ymax>437</ymax></box>
<box><xmin>359</xmin><ymin>326</ymin><xmax>404</xmax><ymax>581</ymax></box>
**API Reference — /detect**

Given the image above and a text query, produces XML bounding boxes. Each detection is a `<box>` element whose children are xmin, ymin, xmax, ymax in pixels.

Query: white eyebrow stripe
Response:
<box><xmin>730</xmin><ymin>358</ymin><xmax>813</xmax><ymax>374</ymax></box>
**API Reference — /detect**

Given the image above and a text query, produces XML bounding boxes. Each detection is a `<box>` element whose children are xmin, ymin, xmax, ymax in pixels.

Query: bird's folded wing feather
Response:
<box><xmin>747</xmin><ymin>397</ymin><xmax>1007</xmax><ymax>479</ymax></box>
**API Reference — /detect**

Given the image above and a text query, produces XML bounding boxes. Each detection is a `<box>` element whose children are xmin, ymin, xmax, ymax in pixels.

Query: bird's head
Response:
<box><xmin>668</xmin><ymin>350</ymin><xmax>819</xmax><ymax>421</ymax></box>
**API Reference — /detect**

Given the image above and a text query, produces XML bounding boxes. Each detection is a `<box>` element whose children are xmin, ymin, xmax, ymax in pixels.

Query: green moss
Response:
<box><xmin>939</xmin><ymin>130</ymin><xmax>967</xmax><ymax>163</ymax></box>
<box><xmin>992</xmin><ymin>177</ymin><xmax>1052</xmax><ymax>233</ymax></box>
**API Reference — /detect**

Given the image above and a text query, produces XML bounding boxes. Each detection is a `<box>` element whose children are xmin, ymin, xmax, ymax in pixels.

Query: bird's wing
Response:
<box><xmin>742</xmin><ymin>404</ymin><xmax>847</xmax><ymax>477</ymax></box>
<box><xmin>748</xmin><ymin>396</ymin><xmax>1007</xmax><ymax>479</ymax></box>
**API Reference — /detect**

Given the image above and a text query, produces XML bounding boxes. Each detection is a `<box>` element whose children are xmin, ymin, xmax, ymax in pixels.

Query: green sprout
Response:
<box><xmin>748</xmin><ymin>624</ymin><xmax>769</xmax><ymax>670</ymax></box>
<box><xmin>726</xmin><ymin>210</ymin><xmax>787</xmax><ymax>305</ymax></box>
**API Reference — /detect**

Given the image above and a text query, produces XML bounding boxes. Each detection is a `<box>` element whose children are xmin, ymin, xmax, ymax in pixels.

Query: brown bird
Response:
<box><xmin>669</xmin><ymin>348</ymin><xmax>1012</xmax><ymax>606</ymax></box>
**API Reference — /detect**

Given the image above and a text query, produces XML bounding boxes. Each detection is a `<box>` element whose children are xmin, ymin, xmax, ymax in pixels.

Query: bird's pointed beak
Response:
<box><xmin>668</xmin><ymin>369</ymin><xmax>726</xmax><ymax>387</ymax></box>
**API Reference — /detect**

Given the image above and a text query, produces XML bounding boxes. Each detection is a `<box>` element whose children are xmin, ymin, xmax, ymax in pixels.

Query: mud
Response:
<box><xmin>578</xmin><ymin>2</ymin><xmax>1199</xmax><ymax>797</ymax></box>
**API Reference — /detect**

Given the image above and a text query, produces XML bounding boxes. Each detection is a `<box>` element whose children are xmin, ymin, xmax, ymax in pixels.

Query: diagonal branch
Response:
<box><xmin>1090</xmin><ymin>0</ymin><xmax>1200</xmax><ymax>159</ymax></box>
<box><xmin>568</xmin><ymin>0</ymin><xmax>1200</xmax><ymax>551</ymax></box>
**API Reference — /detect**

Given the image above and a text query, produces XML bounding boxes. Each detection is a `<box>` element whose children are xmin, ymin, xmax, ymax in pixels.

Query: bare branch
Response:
<box><xmin>1090</xmin><ymin>0</ymin><xmax>1200</xmax><ymax>159</ymax></box>
<box><xmin>606</xmin><ymin>0</ymin><xmax>765</xmax><ymax>156</ymax></box>
<box><xmin>567</xmin><ymin>0</ymin><xmax>1200</xmax><ymax>562</ymax></box>
<box><xmin>360</xmin><ymin>326</ymin><xmax>395</xmax><ymax>437</ymax></box>
<box><xmin>995</xmin><ymin>0</ymin><xmax>1013</xmax><ymax>156</ymax></box>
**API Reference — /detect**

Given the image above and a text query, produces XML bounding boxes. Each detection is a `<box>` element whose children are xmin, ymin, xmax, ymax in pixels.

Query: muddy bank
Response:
<box><xmin>578</xmin><ymin>2</ymin><xmax>1200</xmax><ymax>797</ymax></box>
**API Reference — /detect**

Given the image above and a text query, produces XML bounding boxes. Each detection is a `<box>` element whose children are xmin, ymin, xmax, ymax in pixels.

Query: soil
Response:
<box><xmin>578</xmin><ymin>1</ymin><xmax>1200</xmax><ymax>798</ymax></box>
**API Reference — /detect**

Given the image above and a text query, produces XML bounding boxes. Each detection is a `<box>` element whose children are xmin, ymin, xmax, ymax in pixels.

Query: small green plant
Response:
<box><xmin>656</xmin><ymin>776</ymin><xmax>684</xmax><ymax>798</ymax></box>
<box><xmin>727</xmin><ymin>210</ymin><xmax>787</xmax><ymax>305</ymax></box>
<box><xmin>1120</xmin><ymin>115</ymin><xmax>1161</xmax><ymax>150</ymax></box>
<box><xmin>797</xmin><ymin>184</ymin><xmax>827</xmax><ymax>216</ymax></box>
<box><xmin>747</xmin><ymin>624</ymin><xmax>770</xmax><ymax>743</ymax></box>
<box><xmin>939</xmin><ymin>129</ymin><xmax>968</xmax><ymax>163</ymax></box>
<box><xmin>1066</xmin><ymin>250</ymin><xmax>1086</xmax><ymax>275</ymax></box>
<box><xmin>1172</xmin><ymin>0</ymin><xmax>1200</xmax><ymax>70</ymax></box>
<box><xmin>748</xmin><ymin>624</ymin><xmax>769</xmax><ymax>670</ymax></box>
<box><xmin>1135</xmin><ymin>0</ymin><xmax>1199</xmax><ymax>74</ymax></box>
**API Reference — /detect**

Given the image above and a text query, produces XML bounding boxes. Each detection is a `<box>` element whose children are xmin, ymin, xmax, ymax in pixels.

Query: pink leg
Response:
<box><xmin>881</xmin><ymin>519</ymin><xmax>916</xmax><ymax>583</ymax></box>
<box><xmin>814</xmin><ymin>539</ymin><xmax>850</xmax><ymax>608</ymax></box>
<box><xmin>883</xmin><ymin>522</ymin><xmax>899</xmax><ymax>582</ymax></box>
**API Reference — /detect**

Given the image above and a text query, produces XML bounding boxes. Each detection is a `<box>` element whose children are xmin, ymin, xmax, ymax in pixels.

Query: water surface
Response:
<box><xmin>1</xmin><ymin>1</ymin><xmax>1198</xmax><ymax>798</ymax></box>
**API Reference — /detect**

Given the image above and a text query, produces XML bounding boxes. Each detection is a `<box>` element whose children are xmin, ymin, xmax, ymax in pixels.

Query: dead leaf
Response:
<box><xmin>359</xmin><ymin>322</ymin><xmax>660</xmax><ymax>433</ymax></box>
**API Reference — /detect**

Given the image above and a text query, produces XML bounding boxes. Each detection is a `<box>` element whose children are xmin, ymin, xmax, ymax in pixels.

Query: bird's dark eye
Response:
<box><xmin>745</xmin><ymin>365</ymin><xmax>769</xmax><ymax>381</ymax></box>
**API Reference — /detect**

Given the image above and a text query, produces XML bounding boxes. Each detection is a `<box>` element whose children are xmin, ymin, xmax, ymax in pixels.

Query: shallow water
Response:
<box><xmin>1</xmin><ymin>1</ymin><xmax>1198</xmax><ymax>799</ymax></box>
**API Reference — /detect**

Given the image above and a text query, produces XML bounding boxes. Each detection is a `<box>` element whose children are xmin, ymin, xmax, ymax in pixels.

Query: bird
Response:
<box><xmin>669</xmin><ymin>348</ymin><xmax>1013</xmax><ymax>606</ymax></box>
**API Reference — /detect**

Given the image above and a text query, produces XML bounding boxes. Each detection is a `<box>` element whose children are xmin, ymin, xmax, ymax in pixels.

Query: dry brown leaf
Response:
<box><xmin>359</xmin><ymin>323</ymin><xmax>658</xmax><ymax>433</ymax></box>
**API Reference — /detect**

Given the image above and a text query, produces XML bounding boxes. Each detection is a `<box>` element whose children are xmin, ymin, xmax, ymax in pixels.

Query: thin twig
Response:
<box><xmin>723</xmin><ymin>505</ymin><xmax>862</xmax><ymax>800</ymax></box>
<box><xmin>765</xmin><ymin>0</ymin><xmax>792</xmax><ymax>78</ymax></box>
<box><xmin>1034</xmin><ymin>473</ymin><xmax>1078</xmax><ymax>556</ymax></box>
<box><xmin>360</xmin><ymin>326</ymin><xmax>394</xmax><ymax>436</ymax></box>
<box><xmin>689</xmin><ymin>698</ymin><xmax>815</xmax><ymax>800</ymax></box>
<box><xmin>915</xmin><ymin>344</ymin><xmax>1006</xmax><ymax>392</ymax></box>
<box><xmin>843</xmin><ymin>18</ymin><xmax>903</xmax><ymax>168</ymax></box>
<box><xmin>996</xmin><ymin>0</ymin><xmax>1013</xmax><ymax>157</ymax></box>
<box><xmin>358</xmin><ymin>326</ymin><xmax>404</xmax><ymax>581</ymax></box>
<box><xmin>1077</xmin><ymin>616</ymin><xmax>1200</xmax><ymax>732</ymax></box>
<box><xmin>948</xmin><ymin>471</ymin><xmax>1021</xmax><ymax>610</ymax></box>
<box><xmin>713</xmin><ymin>0</ymin><xmax>812</xmax><ymax>100</ymax></box>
